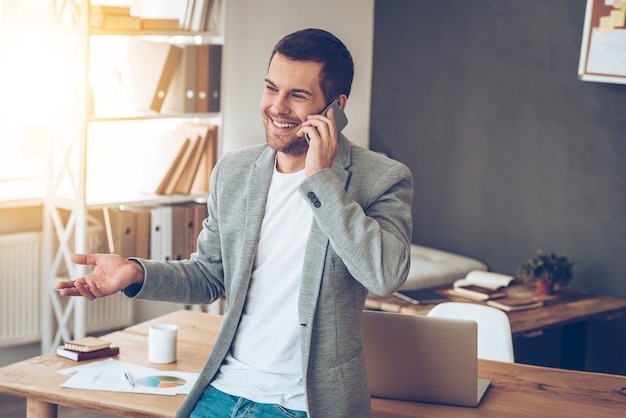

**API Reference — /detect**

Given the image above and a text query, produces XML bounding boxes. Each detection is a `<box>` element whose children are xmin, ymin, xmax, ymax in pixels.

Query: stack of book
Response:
<box><xmin>449</xmin><ymin>270</ymin><xmax>514</xmax><ymax>301</ymax></box>
<box><xmin>90</xmin><ymin>5</ymin><xmax>182</xmax><ymax>31</ymax></box>
<box><xmin>90</xmin><ymin>5</ymin><xmax>142</xmax><ymax>30</ymax></box>
<box><xmin>139</xmin><ymin>123</ymin><xmax>218</xmax><ymax>196</ymax></box>
<box><xmin>485</xmin><ymin>284</ymin><xmax>568</xmax><ymax>312</ymax></box>
<box><xmin>486</xmin><ymin>296</ymin><xmax>544</xmax><ymax>312</ymax></box>
<box><xmin>89</xmin><ymin>1</ymin><xmax>223</xmax><ymax>32</ymax></box>
<box><xmin>181</xmin><ymin>0</ymin><xmax>223</xmax><ymax>32</ymax></box>
<box><xmin>448</xmin><ymin>270</ymin><xmax>547</xmax><ymax>312</ymax></box>
<box><xmin>56</xmin><ymin>336</ymin><xmax>120</xmax><ymax>361</ymax></box>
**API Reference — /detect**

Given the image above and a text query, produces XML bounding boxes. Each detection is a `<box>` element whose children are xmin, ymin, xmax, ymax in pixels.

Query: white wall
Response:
<box><xmin>221</xmin><ymin>0</ymin><xmax>374</xmax><ymax>153</ymax></box>
<box><xmin>0</xmin><ymin>0</ymin><xmax>374</xmax><ymax>365</ymax></box>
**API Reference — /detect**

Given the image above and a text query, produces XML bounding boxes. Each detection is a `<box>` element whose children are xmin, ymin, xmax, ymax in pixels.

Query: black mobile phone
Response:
<box><xmin>305</xmin><ymin>98</ymin><xmax>348</xmax><ymax>144</ymax></box>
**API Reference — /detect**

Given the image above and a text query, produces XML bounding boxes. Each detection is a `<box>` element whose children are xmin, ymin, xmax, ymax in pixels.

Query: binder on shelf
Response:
<box><xmin>168</xmin><ymin>202</ymin><xmax>208</xmax><ymax>260</ymax></box>
<box><xmin>99</xmin><ymin>206</ymin><xmax>152</xmax><ymax>259</ymax></box>
<box><xmin>134</xmin><ymin>210</ymin><xmax>150</xmax><ymax>260</ymax></box>
<box><xmin>179</xmin><ymin>202</ymin><xmax>208</xmax><ymax>259</ymax></box>
<box><xmin>163</xmin><ymin>44</ymin><xmax>221</xmax><ymax>114</ymax></box>
<box><xmin>183</xmin><ymin>45</ymin><xmax>198</xmax><ymax>113</ymax></box>
<box><xmin>150</xmin><ymin>206</ymin><xmax>173</xmax><ymax>261</ymax></box>
<box><xmin>195</xmin><ymin>202</ymin><xmax>208</xmax><ymax>234</ymax></box>
<box><xmin>208</xmin><ymin>44</ymin><xmax>222</xmax><ymax>112</ymax></box>
<box><xmin>126</xmin><ymin>39</ymin><xmax>183</xmax><ymax>112</ymax></box>
<box><xmin>124</xmin><ymin>206</ymin><xmax>152</xmax><ymax>260</ymax></box>
<box><xmin>171</xmin><ymin>204</ymin><xmax>191</xmax><ymax>260</ymax></box>
<box><xmin>190</xmin><ymin>202</ymin><xmax>208</xmax><ymax>254</ymax></box>
<box><xmin>163</xmin><ymin>44</ymin><xmax>198</xmax><ymax>113</ymax></box>
<box><xmin>195</xmin><ymin>45</ymin><xmax>209</xmax><ymax>112</ymax></box>
<box><xmin>102</xmin><ymin>207</ymin><xmax>136</xmax><ymax>258</ymax></box>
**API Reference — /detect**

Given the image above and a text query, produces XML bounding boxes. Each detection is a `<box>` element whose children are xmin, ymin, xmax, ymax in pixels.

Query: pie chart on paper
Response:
<box><xmin>136</xmin><ymin>375</ymin><xmax>187</xmax><ymax>388</ymax></box>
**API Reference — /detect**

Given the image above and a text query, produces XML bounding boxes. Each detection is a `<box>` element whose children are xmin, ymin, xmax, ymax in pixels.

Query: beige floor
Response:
<box><xmin>0</xmin><ymin>394</ymin><xmax>117</xmax><ymax>418</ymax></box>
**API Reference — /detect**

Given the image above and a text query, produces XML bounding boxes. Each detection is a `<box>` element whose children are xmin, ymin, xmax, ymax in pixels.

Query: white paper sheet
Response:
<box><xmin>58</xmin><ymin>358</ymin><xmax>199</xmax><ymax>396</ymax></box>
<box><xmin>587</xmin><ymin>28</ymin><xmax>626</xmax><ymax>77</ymax></box>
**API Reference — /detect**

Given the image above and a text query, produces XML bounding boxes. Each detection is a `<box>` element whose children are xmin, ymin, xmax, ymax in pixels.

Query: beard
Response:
<box><xmin>263</xmin><ymin>118</ymin><xmax>309</xmax><ymax>156</ymax></box>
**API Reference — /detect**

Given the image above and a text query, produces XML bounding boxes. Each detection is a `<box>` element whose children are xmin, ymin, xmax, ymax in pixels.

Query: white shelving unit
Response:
<box><xmin>42</xmin><ymin>1</ymin><xmax>225</xmax><ymax>353</ymax></box>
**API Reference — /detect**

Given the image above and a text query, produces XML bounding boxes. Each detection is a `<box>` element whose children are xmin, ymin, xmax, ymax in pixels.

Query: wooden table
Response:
<box><xmin>371</xmin><ymin>359</ymin><xmax>626</xmax><ymax>417</ymax></box>
<box><xmin>366</xmin><ymin>287</ymin><xmax>626</xmax><ymax>337</ymax></box>
<box><xmin>366</xmin><ymin>287</ymin><xmax>626</xmax><ymax>370</ymax></box>
<box><xmin>1</xmin><ymin>310</ymin><xmax>625</xmax><ymax>417</ymax></box>
<box><xmin>0</xmin><ymin>310</ymin><xmax>220</xmax><ymax>418</ymax></box>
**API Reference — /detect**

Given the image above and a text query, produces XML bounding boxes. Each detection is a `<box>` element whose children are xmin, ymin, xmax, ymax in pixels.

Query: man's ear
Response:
<box><xmin>337</xmin><ymin>94</ymin><xmax>348</xmax><ymax>110</ymax></box>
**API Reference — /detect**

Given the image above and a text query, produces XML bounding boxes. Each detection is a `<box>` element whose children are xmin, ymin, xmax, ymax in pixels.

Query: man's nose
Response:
<box><xmin>271</xmin><ymin>95</ymin><xmax>291</xmax><ymax>115</ymax></box>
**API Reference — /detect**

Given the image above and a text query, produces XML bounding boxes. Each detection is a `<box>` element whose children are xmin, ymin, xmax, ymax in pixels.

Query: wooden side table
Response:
<box><xmin>366</xmin><ymin>286</ymin><xmax>626</xmax><ymax>370</ymax></box>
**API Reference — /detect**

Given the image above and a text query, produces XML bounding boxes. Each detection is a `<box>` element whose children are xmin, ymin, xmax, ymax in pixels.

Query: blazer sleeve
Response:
<box><xmin>299</xmin><ymin>158</ymin><xmax>413</xmax><ymax>296</ymax></box>
<box><xmin>123</xmin><ymin>158</ymin><xmax>228</xmax><ymax>305</ymax></box>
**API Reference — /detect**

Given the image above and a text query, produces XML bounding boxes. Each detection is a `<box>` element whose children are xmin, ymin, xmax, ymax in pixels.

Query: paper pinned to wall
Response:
<box><xmin>578</xmin><ymin>0</ymin><xmax>626</xmax><ymax>84</ymax></box>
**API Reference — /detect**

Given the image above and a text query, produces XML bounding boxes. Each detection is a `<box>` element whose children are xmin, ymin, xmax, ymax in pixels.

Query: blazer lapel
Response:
<box><xmin>299</xmin><ymin>135</ymin><xmax>352</xmax><ymax>323</ymax></box>
<box><xmin>229</xmin><ymin>147</ymin><xmax>276</xmax><ymax>313</ymax></box>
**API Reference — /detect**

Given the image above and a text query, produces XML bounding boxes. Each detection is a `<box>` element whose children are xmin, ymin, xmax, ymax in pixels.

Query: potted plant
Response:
<box><xmin>517</xmin><ymin>251</ymin><xmax>576</xmax><ymax>295</ymax></box>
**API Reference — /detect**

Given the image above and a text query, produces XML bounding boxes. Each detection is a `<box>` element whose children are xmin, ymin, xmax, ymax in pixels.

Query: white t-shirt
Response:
<box><xmin>211</xmin><ymin>165</ymin><xmax>312</xmax><ymax>411</ymax></box>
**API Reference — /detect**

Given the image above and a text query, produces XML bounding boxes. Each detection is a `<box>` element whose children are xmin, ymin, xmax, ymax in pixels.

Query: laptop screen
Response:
<box><xmin>361</xmin><ymin>309</ymin><xmax>489</xmax><ymax>407</ymax></box>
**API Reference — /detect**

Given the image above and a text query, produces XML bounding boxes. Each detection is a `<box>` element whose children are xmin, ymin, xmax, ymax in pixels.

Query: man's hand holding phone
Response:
<box><xmin>304</xmin><ymin>99</ymin><xmax>348</xmax><ymax>144</ymax></box>
<box><xmin>301</xmin><ymin>98</ymin><xmax>348</xmax><ymax>176</ymax></box>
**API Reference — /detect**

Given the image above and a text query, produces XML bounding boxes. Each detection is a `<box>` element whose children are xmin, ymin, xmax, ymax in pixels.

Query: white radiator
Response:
<box><xmin>0</xmin><ymin>231</ymin><xmax>42</xmax><ymax>347</ymax></box>
<box><xmin>0</xmin><ymin>228</ymin><xmax>133</xmax><ymax>348</ymax></box>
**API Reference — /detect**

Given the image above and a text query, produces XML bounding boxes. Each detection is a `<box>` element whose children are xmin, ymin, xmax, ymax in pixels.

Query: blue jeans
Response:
<box><xmin>190</xmin><ymin>386</ymin><xmax>308</xmax><ymax>418</ymax></box>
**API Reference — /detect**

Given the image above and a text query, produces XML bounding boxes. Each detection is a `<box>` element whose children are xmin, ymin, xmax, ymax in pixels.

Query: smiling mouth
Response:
<box><xmin>271</xmin><ymin>118</ymin><xmax>300</xmax><ymax>129</ymax></box>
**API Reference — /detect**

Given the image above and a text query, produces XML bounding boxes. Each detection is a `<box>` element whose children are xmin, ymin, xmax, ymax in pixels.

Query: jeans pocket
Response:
<box><xmin>276</xmin><ymin>404</ymin><xmax>308</xmax><ymax>418</ymax></box>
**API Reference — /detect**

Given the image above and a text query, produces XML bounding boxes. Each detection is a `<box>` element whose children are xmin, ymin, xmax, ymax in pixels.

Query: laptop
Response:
<box><xmin>361</xmin><ymin>309</ymin><xmax>490</xmax><ymax>407</ymax></box>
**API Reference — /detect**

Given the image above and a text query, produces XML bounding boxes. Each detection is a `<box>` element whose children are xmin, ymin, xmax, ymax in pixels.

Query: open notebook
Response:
<box><xmin>361</xmin><ymin>309</ymin><xmax>490</xmax><ymax>407</ymax></box>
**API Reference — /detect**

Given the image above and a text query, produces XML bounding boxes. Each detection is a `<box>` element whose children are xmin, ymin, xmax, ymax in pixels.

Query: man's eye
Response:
<box><xmin>265</xmin><ymin>84</ymin><xmax>278</xmax><ymax>92</ymax></box>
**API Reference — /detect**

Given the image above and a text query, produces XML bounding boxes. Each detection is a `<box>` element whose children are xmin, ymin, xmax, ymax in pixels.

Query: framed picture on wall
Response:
<box><xmin>578</xmin><ymin>0</ymin><xmax>626</xmax><ymax>85</ymax></box>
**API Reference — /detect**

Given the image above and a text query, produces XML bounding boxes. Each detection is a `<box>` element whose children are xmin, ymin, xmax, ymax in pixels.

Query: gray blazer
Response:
<box><xmin>131</xmin><ymin>135</ymin><xmax>413</xmax><ymax>417</ymax></box>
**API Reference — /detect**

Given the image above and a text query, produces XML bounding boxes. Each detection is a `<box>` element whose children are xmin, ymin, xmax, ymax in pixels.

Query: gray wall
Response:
<box><xmin>371</xmin><ymin>0</ymin><xmax>626</xmax><ymax>375</ymax></box>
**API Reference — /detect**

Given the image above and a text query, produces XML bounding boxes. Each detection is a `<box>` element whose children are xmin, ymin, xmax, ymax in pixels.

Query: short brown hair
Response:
<box><xmin>270</xmin><ymin>28</ymin><xmax>354</xmax><ymax>103</ymax></box>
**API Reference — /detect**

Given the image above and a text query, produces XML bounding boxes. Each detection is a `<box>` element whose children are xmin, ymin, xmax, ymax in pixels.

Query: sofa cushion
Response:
<box><xmin>400</xmin><ymin>244</ymin><xmax>488</xmax><ymax>290</ymax></box>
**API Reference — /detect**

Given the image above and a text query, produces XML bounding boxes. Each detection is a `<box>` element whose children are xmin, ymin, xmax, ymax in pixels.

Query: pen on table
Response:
<box><xmin>124</xmin><ymin>371</ymin><xmax>135</xmax><ymax>387</ymax></box>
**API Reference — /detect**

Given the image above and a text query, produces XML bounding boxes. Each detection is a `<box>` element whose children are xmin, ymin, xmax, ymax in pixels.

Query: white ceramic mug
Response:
<box><xmin>148</xmin><ymin>323</ymin><xmax>178</xmax><ymax>363</ymax></box>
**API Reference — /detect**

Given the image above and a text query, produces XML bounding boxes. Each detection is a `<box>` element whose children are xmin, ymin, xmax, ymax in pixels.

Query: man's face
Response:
<box><xmin>261</xmin><ymin>53</ymin><xmax>326</xmax><ymax>155</ymax></box>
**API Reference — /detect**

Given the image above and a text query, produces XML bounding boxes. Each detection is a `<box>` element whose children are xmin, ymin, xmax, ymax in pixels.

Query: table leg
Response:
<box><xmin>26</xmin><ymin>398</ymin><xmax>57</xmax><ymax>418</ymax></box>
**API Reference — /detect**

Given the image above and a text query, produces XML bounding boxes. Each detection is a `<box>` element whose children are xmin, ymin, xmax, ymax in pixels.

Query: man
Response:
<box><xmin>57</xmin><ymin>28</ymin><xmax>413</xmax><ymax>417</ymax></box>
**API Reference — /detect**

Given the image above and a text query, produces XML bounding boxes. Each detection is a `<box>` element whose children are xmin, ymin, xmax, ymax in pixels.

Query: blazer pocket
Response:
<box><xmin>329</xmin><ymin>344</ymin><xmax>363</xmax><ymax>369</ymax></box>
